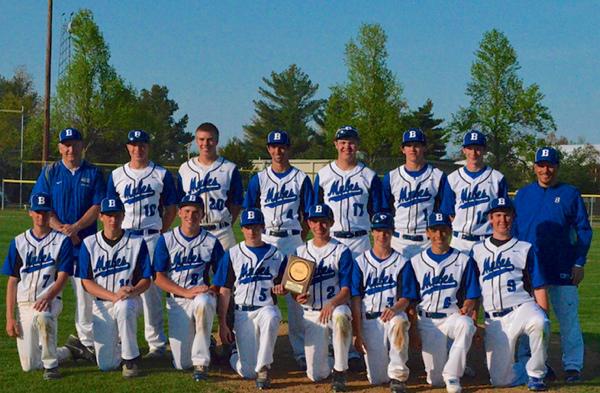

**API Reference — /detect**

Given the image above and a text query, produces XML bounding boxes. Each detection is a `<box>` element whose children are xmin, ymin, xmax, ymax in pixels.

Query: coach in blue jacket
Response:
<box><xmin>513</xmin><ymin>146</ymin><xmax>592</xmax><ymax>382</ymax></box>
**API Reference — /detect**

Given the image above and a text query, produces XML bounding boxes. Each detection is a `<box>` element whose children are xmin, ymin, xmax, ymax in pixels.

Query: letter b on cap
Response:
<box><xmin>409</xmin><ymin>130</ymin><xmax>416</xmax><ymax>138</ymax></box>
<box><xmin>109</xmin><ymin>199</ymin><xmax>116</xmax><ymax>208</ymax></box>
<box><xmin>541</xmin><ymin>149</ymin><xmax>549</xmax><ymax>157</ymax></box>
<box><xmin>471</xmin><ymin>132</ymin><xmax>478</xmax><ymax>141</ymax></box>
<box><xmin>435</xmin><ymin>213</ymin><xmax>443</xmax><ymax>221</ymax></box>
<box><xmin>247</xmin><ymin>211</ymin><xmax>255</xmax><ymax>219</ymax></box>
<box><xmin>38</xmin><ymin>196</ymin><xmax>46</xmax><ymax>205</ymax></box>
<box><xmin>315</xmin><ymin>205</ymin><xmax>323</xmax><ymax>213</ymax></box>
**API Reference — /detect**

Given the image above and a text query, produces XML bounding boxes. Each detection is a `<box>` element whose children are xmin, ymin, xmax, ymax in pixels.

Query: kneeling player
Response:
<box><xmin>77</xmin><ymin>197</ymin><xmax>152</xmax><ymax>377</ymax></box>
<box><xmin>403</xmin><ymin>213</ymin><xmax>480</xmax><ymax>393</ymax></box>
<box><xmin>153</xmin><ymin>194</ymin><xmax>224</xmax><ymax>380</ymax></box>
<box><xmin>214</xmin><ymin>208</ymin><xmax>287</xmax><ymax>389</ymax></box>
<box><xmin>471</xmin><ymin>198</ymin><xmax>549</xmax><ymax>391</ymax></box>
<box><xmin>293</xmin><ymin>204</ymin><xmax>353</xmax><ymax>391</ymax></box>
<box><xmin>2</xmin><ymin>193</ymin><xmax>73</xmax><ymax>379</ymax></box>
<box><xmin>351</xmin><ymin>212</ymin><xmax>411</xmax><ymax>393</ymax></box>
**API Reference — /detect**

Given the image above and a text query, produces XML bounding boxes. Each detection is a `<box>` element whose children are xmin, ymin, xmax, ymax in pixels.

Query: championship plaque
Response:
<box><xmin>282</xmin><ymin>255</ymin><xmax>315</xmax><ymax>294</ymax></box>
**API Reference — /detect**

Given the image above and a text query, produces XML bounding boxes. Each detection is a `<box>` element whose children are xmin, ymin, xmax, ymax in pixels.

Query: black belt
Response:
<box><xmin>264</xmin><ymin>229</ymin><xmax>301</xmax><ymax>238</ymax></box>
<box><xmin>485</xmin><ymin>306</ymin><xmax>518</xmax><ymax>319</ymax></box>
<box><xmin>365</xmin><ymin>312</ymin><xmax>382</xmax><ymax>320</ymax></box>
<box><xmin>452</xmin><ymin>231</ymin><xmax>488</xmax><ymax>242</ymax></box>
<box><xmin>235</xmin><ymin>305</ymin><xmax>262</xmax><ymax>312</ymax></box>
<box><xmin>418</xmin><ymin>310</ymin><xmax>447</xmax><ymax>319</ymax></box>
<box><xmin>130</xmin><ymin>229</ymin><xmax>160</xmax><ymax>236</ymax></box>
<box><xmin>333</xmin><ymin>230</ymin><xmax>368</xmax><ymax>239</ymax></box>
<box><xmin>200</xmin><ymin>222</ymin><xmax>230</xmax><ymax>231</ymax></box>
<box><xmin>393</xmin><ymin>232</ymin><xmax>425</xmax><ymax>242</ymax></box>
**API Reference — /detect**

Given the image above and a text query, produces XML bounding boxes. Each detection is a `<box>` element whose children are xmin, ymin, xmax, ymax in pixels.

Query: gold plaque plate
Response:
<box><xmin>282</xmin><ymin>255</ymin><xmax>316</xmax><ymax>294</ymax></box>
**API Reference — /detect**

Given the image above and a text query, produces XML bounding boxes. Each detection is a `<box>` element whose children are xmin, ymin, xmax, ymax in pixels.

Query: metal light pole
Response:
<box><xmin>0</xmin><ymin>107</ymin><xmax>25</xmax><ymax>206</ymax></box>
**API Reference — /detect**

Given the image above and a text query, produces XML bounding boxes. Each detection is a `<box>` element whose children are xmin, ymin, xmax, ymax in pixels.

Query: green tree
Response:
<box><xmin>403</xmin><ymin>99</ymin><xmax>448</xmax><ymax>160</ymax></box>
<box><xmin>448</xmin><ymin>29</ymin><xmax>555</xmax><ymax>179</ymax></box>
<box><xmin>557</xmin><ymin>145</ymin><xmax>600</xmax><ymax>194</ymax></box>
<box><xmin>243</xmin><ymin>64</ymin><xmax>325</xmax><ymax>159</ymax></box>
<box><xmin>323</xmin><ymin>23</ymin><xmax>407</xmax><ymax>164</ymax></box>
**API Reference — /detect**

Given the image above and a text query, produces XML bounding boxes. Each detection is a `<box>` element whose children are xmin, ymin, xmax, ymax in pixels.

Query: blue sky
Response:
<box><xmin>1</xmin><ymin>1</ymin><xmax>599</xmax><ymax>145</ymax></box>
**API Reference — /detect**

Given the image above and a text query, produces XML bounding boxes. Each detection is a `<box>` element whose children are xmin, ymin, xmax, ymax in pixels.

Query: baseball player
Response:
<box><xmin>2</xmin><ymin>193</ymin><xmax>74</xmax><ymax>379</ymax></box>
<box><xmin>178</xmin><ymin>122</ymin><xmax>244</xmax><ymax>250</ymax></box>
<box><xmin>292</xmin><ymin>203</ymin><xmax>353</xmax><ymax>391</ymax></box>
<box><xmin>32</xmin><ymin>127</ymin><xmax>105</xmax><ymax>360</ymax></box>
<box><xmin>383</xmin><ymin>128</ymin><xmax>447</xmax><ymax>258</ymax></box>
<box><xmin>314</xmin><ymin>125</ymin><xmax>382</xmax><ymax>258</ymax></box>
<box><xmin>244</xmin><ymin>130</ymin><xmax>314</xmax><ymax>369</ymax></box>
<box><xmin>440</xmin><ymin>130</ymin><xmax>508</xmax><ymax>253</ymax></box>
<box><xmin>402</xmin><ymin>212</ymin><xmax>480</xmax><ymax>393</ymax></box>
<box><xmin>471</xmin><ymin>197</ymin><xmax>550</xmax><ymax>391</ymax></box>
<box><xmin>351</xmin><ymin>212</ymin><xmax>411</xmax><ymax>393</ymax></box>
<box><xmin>77</xmin><ymin>197</ymin><xmax>152</xmax><ymax>377</ymax></box>
<box><xmin>106</xmin><ymin>129</ymin><xmax>178</xmax><ymax>358</ymax></box>
<box><xmin>213</xmin><ymin>208</ymin><xmax>287</xmax><ymax>389</ymax></box>
<box><xmin>153</xmin><ymin>194</ymin><xmax>225</xmax><ymax>381</ymax></box>
<box><xmin>514</xmin><ymin>147</ymin><xmax>592</xmax><ymax>383</ymax></box>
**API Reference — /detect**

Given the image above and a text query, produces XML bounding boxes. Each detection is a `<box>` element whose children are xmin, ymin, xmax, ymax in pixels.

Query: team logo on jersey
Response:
<box><xmin>22</xmin><ymin>250</ymin><xmax>55</xmax><ymax>273</ymax></box>
<box><xmin>123</xmin><ymin>180</ymin><xmax>156</xmax><ymax>203</ymax></box>
<box><xmin>189</xmin><ymin>174</ymin><xmax>221</xmax><ymax>194</ymax></box>
<box><xmin>327</xmin><ymin>179</ymin><xmax>362</xmax><ymax>201</ymax></box>
<box><xmin>459</xmin><ymin>184</ymin><xmax>490</xmax><ymax>209</ymax></box>
<box><xmin>170</xmin><ymin>250</ymin><xmax>207</xmax><ymax>272</ymax></box>
<box><xmin>94</xmin><ymin>254</ymin><xmax>131</xmax><ymax>278</ymax></box>
<box><xmin>398</xmin><ymin>183</ymin><xmax>432</xmax><ymax>207</ymax></box>
<box><xmin>421</xmin><ymin>267</ymin><xmax>458</xmax><ymax>296</ymax></box>
<box><xmin>311</xmin><ymin>260</ymin><xmax>336</xmax><ymax>284</ymax></box>
<box><xmin>482</xmin><ymin>256</ymin><xmax>515</xmax><ymax>281</ymax></box>
<box><xmin>265</xmin><ymin>184</ymin><xmax>298</xmax><ymax>208</ymax></box>
<box><xmin>239</xmin><ymin>263</ymin><xmax>273</xmax><ymax>284</ymax></box>
<box><xmin>365</xmin><ymin>270</ymin><xmax>397</xmax><ymax>295</ymax></box>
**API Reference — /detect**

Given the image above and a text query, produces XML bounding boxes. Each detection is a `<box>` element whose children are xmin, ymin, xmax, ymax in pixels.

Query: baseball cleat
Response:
<box><xmin>348</xmin><ymin>356</ymin><xmax>366</xmax><ymax>372</ymax></box>
<box><xmin>255</xmin><ymin>367</ymin><xmax>271</xmax><ymax>390</ymax></box>
<box><xmin>544</xmin><ymin>363</ymin><xmax>556</xmax><ymax>382</ymax></box>
<box><xmin>445</xmin><ymin>378</ymin><xmax>462</xmax><ymax>393</ymax></box>
<box><xmin>192</xmin><ymin>365</ymin><xmax>208</xmax><ymax>381</ymax></box>
<box><xmin>143</xmin><ymin>347</ymin><xmax>166</xmax><ymax>360</ymax></box>
<box><xmin>122</xmin><ymin>358</ymin><xmax>140</xmax><ymax>378</ymax></box>
<box><xmin>463</xmin><ymin>364</ymin><xmax>476</xmax><ymax>377</ymax></box>
<box><xmin>64</xmin><ymin>334</ymin><xmax>95</xmax><ymax>362</ymax></box>
<box><xmin>331</xmin><ymin>369</ymin><xmax>347</xmax><ymax>392</ymax></box>
<box><xmin>295</xmin><ymin>356</ymin><xmax>307</xmax><ymax>371</ymax></box>
<box><xmin>527</xmin><ymin>376</ymin><xmax>548</xmax><ymax>391</ymax></box>
<box><xmin>389</xmin><ymin>378</ymin><xmax>407</xmax><ymax>393</ymax></box>
<box><xmin>43</xmin><ymin>367</ymin><xmax>61</xmax><ymax>380</ymax></box>
<box><xmin>564</xmin><ymin>369</ymin><xmax>581</xmax><ymax>383</ymax></box>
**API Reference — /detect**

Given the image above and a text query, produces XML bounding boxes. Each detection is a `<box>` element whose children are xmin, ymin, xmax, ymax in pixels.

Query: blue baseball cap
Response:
<box><xmin>127</xmin><ymin>129</ymin><xmax>150</xmax><ymax>144</ymax></box>
<box><xmin>59</xmin><ymin>127</ymin><xmax>82</xmax><ymax>143</ymax></box>
<box><xmin>100</xmin><ymin>197</ymin><xmax>125</xmax><ymax>214</ymax></box>
<box><xmin>307</xmin><ymin>204</ymin><xmax>334</xmax><ymax>221</ymax></box>
<box><xmin>427</xmin><ymin>212</ymin><xmax>451</xmax><ymax>229</ymax></box>
<box><xmin>486</xmin><ymin>197</ymin><xmax>515</xmax><ymax>215</ymax></box>
<box><xmin>535</xmin><ymin>147</ymin><xmax>559</xmax><ymax>165</ymax></box>
<box><xmin>267</xmin><ymin>130</ymin><xmax>291</xmax><ymax>146</ymax></box>
<box><xmin>240</xmin><ymin>208</ymin><xmax>265</xmax><ymax>227</ymax></box>
<box><xmin>335</xmin><ymin>125</ymin><xmax>359</xmax><ymax>141</ymax></box>
<box><xmin>179</xmin><ymin>194</ymin><xmax>204</xmax><ymax>209</ymax></box>
<box><xmin>30</xmin><ymin>192</ymin><xmax>52</xmax><ymax>212</ymax></box>
<box><xmin>462</xmin><ymin>130</ymin><xmax>486</xmax><ymax>147</ymax></box>
<box><xmin>402</xmin><ymin>128</ymin><xmax>426</xmax><ymax>146</ymax></box>
<box><xmin>371</xmin><ymin>212</ymin><xmax>394</xmax><ymax>230</ymax></box>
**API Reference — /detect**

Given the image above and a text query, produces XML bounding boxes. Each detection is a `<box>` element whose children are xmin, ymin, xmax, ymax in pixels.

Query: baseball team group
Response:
<box><xmin>2</xmin><ymin>122</ymin><xmax>593</xmax><ymax>393</ymax></box>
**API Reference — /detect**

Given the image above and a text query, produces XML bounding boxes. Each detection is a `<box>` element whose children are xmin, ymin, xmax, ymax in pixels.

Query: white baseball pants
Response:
<box><xmin>140</xmin><ymin>233</ymin><xmax>167</xmax><ymax>352</ymax></box>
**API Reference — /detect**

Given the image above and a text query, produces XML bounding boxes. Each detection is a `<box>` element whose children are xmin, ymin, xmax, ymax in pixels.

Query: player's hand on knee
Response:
<box><xmin>380</xmin><ymin>307</ymin><xmax>396</xmax><ymax>322</ymax></box>
<box><xmin>114</xmin><ymin>286</ymin><xmax>133</xmax><ymax>302</ymax></box>
<box><xmin>190</xmin><ymin>285</ymin><xmax>210</xmax><ymax>298</ymax></box>
<box><xmin>6</xmin><ymin>319</ymin><xmax>21</xmax><ymax>338</ymax></box>
<box><xmin>272</xmin><ymin>284</ymin><xmax>287</xmax><ymax>296</ymax></box>
<box><xmin>33</xmin><ymin>296</ymin><xmax>51</xmax><ymax>312</ymax></box>
<box><xmin>353</xmin><ymin>335</ymin><xmax>367</xmax><ymax>354</ymax></box>
<box><xmin>572</xmin><ymin>265</ymin><xmax>584</xmax><ymax>286</ymax></box>
<box><xmin>219</xmin><ymin>323</ymin><xmax>234</xmax><ymax>345</ymax></box>
<box><xmin>319</xmin><ymin>302</ymin><xmax>335</xmax><ymax>324</ymax></box>
<box><xmin>295</xmin><ymin>293</ymin><xmax>309</xmax><ymax>304</ymax></box>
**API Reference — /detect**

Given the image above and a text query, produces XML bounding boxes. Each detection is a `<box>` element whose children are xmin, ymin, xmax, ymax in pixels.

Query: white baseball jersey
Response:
<box><xmin>294</xmin><ymin>239</ymin><xmax>353</xmax><ymax>310</ymax></box>
<box><xmin>442</xmin><ymin>167</ymin><xmax>507</xmax><ymax>236</ymax></box>
<box><xmin>178</xmin><ymin>156</ymin><xmax>242</xmax><ymax>225</ymax></box>
<box><xmin>2</xmin><ymin>230</ymin><xmax>72</xmax><ymax>302</ymax></box>
<box><xmin>107</xmin><ymin>162</ymin><xmax>177</xmax><ymax>230</ymax></box>
<box><xmin>213</xmin><ymin>242</ymin><xmax>286</xmax><ymax>307</ymax></box>
<box><xmin>315</xmin><ymin>162</ymin><xmax>381</xmax><ymax>232</ymax></box>
<box><xmin>352</xmin><ymin>250</ymin><xmax>408</xmax><ymax>313</ymax></box>
<box><xmin>77</xmin><ymin>231</ymin><xmax>152</xmax><ymax>293</ymax></box>
<box><xmin>384</xmin><ymin>164</ymin><xmax>445</xmax><ymax>234</ymax></box>
<box><xmin>471</xmin><ymin>238</ymin><xmax>543</xmax><ymax>312</ymax></box>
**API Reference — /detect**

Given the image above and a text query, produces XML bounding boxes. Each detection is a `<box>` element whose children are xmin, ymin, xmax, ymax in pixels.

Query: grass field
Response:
<box><xmin>0</xmin><ymin>208</ymin><xmax>599</xmax><ymax>392</ymax></box>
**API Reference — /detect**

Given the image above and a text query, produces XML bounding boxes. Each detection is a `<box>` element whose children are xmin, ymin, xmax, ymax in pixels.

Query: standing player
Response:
<box><xmin>153</xmin><ymin>194</ymin><xmax>225</xmax><ymax>381</ymax></box>
<box><xmin>351</xmin><ymin>212</ymin><xmax>411</xmax><ymax>393</ymax></box>
<box><xmin>77</xmin><ymin>197</ymin><xmax>152</xmax><ymax>377</ymax></box>
<box><xmin>244</xmin><ymin>130</ymin><xmax>314</xmax><ymax>368</ymax></box>
<box><xmin>514</xmin><ymin>147</ymin><xmax>592</xmax><ymax>383</ymax></box>
<box><xmin>402</xmin><ymin>212</ymin><xmax>480</xmax><ymax>393</ymax></box>
<box><xmin>383</xmin><ymin>128</ymin><xmax>447</xmax><ymax>258</ymax></box>
<box><xmin>314</xmin><ymin>125</ymin><xmax>382</xmax><ymax>258</ymax></box>
<box><xmin>471</xmin><ymin>197</ymin><xmax>550</xmax><ymax>391</ymax></box>
<box><xmin>293</xmin><ymin>204</ymin><xmax>353</xmax><ymax>392</ymax></box>
<box><xmin>440</xmin><ymin>130</ymin><xmax>508</xmax><ymax>253</ymax></box>
<box><xmin>213</xmin><ymin>208</ymin><xmax>287</xmax><ymax>389</ymax></box>
<box><xmin>32</xmin><ymin>127</ymin><xmax>105</xmax><ymax>361</ymax></box>
<box><xmin>178</xmin><ymin>122</ymin><xmax>244</xmax><ymax>250</ymax></box>
<box><xmin>106</xmin><ymin>130</ymin><xmax>178</xmax><ymax>358</ymax></box>
<box><xmin>2</xmin><ymin>193</ymin><xmax>73</xmax><ymax>379</ymax></box>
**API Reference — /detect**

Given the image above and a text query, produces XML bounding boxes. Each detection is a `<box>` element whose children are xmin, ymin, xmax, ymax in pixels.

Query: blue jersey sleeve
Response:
<box><xmin>526</xmin><ymin>247</ymin><xmax>547</xmax><ymax>289</ymax></box>
<box><xmin>300</xmin><ymin>176</ymin><xmax>314</xmax><ymax>215</ymax></box>
<box><xmin>228</xmin><ymin>167</ymin><xmax>244</xmax><ymax>206</ymax></box>
<box><xmin>211</xmin><ymin>240</ymin><xmax>225</xmax><ymax>274</ymax></box>
<box><xmin>1</xmin><ymin>239</ymin><xmax>19</xmax><ymax>277</ymax></box>
<box><xmin>381</xmin><ymin>172</ymin><xmax>393</xmax><ymax>213</ymax></box>
<box><xmin>243</xmin><ymin>174</ymin><xmax>261</xmax><ymax>209</ymax></box>
<box><xmin>571</xmin><ymin>191</ymin><xmax>593</xmax><ymax>266</ymax></box>
<box><xmin>460</xmin><ymin>258</ymin><xmax>482</xmax><ymax>299</ymax></box>
<box><xmin>57</xmin><ymin>237</ymin><xmax>74</xmax><ymax>275</ymax></box>
<box><xmin>275</xmin><ymin>256</ymin><xmax>288</xmax><ymax>284</ymax></box>
<box><xmin>338</xmin><ymin>249</ymin><xmax>353</xmax><ymax>289</ymax></box>
<box><xmin>138</xmin><ymin>241</ymin><xmax>152</xmax><ymax>279</ymax></box>
<box><xmin>435</xmin><ymin>173</ymin><xmax>448</xmax><ymax>210</ymax></box>
<box><xmin>161</xmin><ymin>170</ymin><xmax>178</xmax><ymax>206</ymax></box>
<box><xmin>368</xmin><ymin>175</ymin><xmax>383</xmax><ymax>216</ymax></box>
<box><xmin>32</xmin><ymin>165</ymin><xmax>51</xmax><ymax>195</ymax></box>
<box><xmin>106</xmin><ymin>173</ymin><xmax>118</xmax><ymax>199</ymax></box>
<box><xmin>400</xmin><ymin>262</ymin><xmax>420</xmax><ymax>300</ymax></box>
<box><xmin>212</xmin><ymin>251</ymin><xmax>231</xmax><ymax>287</ymax></box>
<box><xmin>92</xmin><ymin>167</ymin><xmax>106</xmax><ymax>205</ymax></box>
<box><xmin>77</xmin><ymin>243</ymin><xmax>93</xmax><ymax>280</ymax></box>
<box><xmin>440</xmin><ymin>180</ymin><xmax>456</xmax><ymax>216</ymax></box>
<box><xmin>314</xmin><ymin>174</ymin><xmax>324</xmax><ymax>203</ymax></box>
<box><xmin>152</xmin><ymin>235</ymin><xmax>170</xmax><ymax>273</ymax></box>
<box><xmin>498</xmin><ymin>177</ymin><xmax>509</xmax><ymax>200</ymax></box>
<box><xmin>176</xmin><ymin>173</ymin><xmax>185</xmax><ymax>201</ymax></box>
<box><xmin>350</xmin><ymin>260</ymin><xmax>364</xmax><ymax>297</ymax></box>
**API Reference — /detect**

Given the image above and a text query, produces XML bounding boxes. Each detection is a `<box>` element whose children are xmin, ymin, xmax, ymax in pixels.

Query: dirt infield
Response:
<box><xmin>205</xmin><ymin>323</ymin><xmax>600</xmax><ymax>392</ymax></box>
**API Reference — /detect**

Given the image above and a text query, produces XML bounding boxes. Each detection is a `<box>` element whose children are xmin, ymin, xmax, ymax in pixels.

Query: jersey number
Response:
<box><xmin>143</xmin><ymin>204</ymin><xmax>157</xmax><ymax>217</ymax></box>
<box><xmin>476</xmin><ymin>211</ymin><xmax>487</xmax><ymax>225</ymax></box>
<box><xmin>119</xmin><ymin>278</ymin><xmax>130</xmax><ymax>287</ymax></box>
<box><xmin>326</xmin><ymin>286</ymin><xmax>336</xmax><ymax>299</ymax></box>
<box><xmin>443</xmin><ymin>297</ymin><xmax>452</xmax><ymax>309</ymax></box>
<box><xmin>387</xmin><ymin>297</ymin><xmax>395</xmax><ymax>308</ymax></box>
<box><xmin>42</xmin><ymin>274</ymin><xmax>51</xmax><ymax>288</ymax></box>
<box><xmin>259</xmin><ymin>288</ymin><xmax>268</xmax><ymax>302</ymax></box>
<box><xmin>190</xmin><ymin>273</ymin><xmax>200</xmax><ymax>286</ymax></box>
<box><xmin>507</xmin><ymin>279</ymin><xmax>516</xmax><ymax>292</ymax></box>
<box><xmin>353</xmin><ymin>203</ymin><xmax>364</xmax><ymax>217</ymax></box>
<box><xmin>209</xmin><ymin>198</ymin><xmax>225</xmax><ymax>211</ymax></box>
